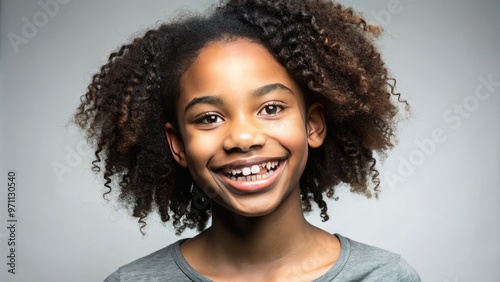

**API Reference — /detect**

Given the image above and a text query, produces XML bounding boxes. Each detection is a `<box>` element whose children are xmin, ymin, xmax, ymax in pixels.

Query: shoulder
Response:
<box><xmin>103</xmin><ymin>239</ymin><xmax>188</xmax><ymax>282</ymax></box>
<box><xmin>332</xmin><ymin>234</ymin><xmax>421</xmax><ymax>282</ymax></box>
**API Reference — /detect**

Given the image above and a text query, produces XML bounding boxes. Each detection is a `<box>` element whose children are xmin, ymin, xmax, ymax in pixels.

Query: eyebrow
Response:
<box><xmin>184</xmin><ymin>96</ymin><xmax>224</xmax><ymax>113</ymax></box>
<box><xmin>183</xmin><ymin>83</ymin><xmax>294</xmax><ymax>113</ymax></box>
<box><xmin>253</xmin><ymin>83</ymin><xmax>293</xmax><ymax>98</ymax></box>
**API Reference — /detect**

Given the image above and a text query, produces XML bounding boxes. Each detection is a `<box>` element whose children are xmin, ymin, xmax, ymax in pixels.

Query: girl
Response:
<box><xmin>75</xmin><ymin>0</ymin><xmax>421</xmax><ymax>281</ymax></box>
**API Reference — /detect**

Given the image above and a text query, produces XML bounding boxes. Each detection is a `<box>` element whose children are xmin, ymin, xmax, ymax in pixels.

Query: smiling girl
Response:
<box><xmin>75</xmin><ymin>0</ymin><xmax>420</xmax><ymax>281</ymax></box>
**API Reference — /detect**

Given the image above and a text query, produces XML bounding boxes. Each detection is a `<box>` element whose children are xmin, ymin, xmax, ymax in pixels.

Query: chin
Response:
<box><xmin>218</xmin><ymin>191</ymin><xmax>292</xmax><ymax>219</ymax></box>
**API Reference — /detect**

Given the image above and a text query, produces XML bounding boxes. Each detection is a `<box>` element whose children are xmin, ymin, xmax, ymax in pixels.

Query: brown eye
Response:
<box><xmin>197</xmin><ymin>113</ymin><xmax>223</xmax><ymax>124</ymax></box>
<box><xmin>259</xmin><ymin>103</ymin><xmax>284</xmax><ymax>116</ymax></box>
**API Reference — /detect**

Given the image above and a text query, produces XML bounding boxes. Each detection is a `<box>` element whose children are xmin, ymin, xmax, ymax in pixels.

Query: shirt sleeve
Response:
<box><xmin>103</xmin><ymin>269</ymin><xmax>121</xmax><ymax>282</ymax></box>
<box><xmin>396</xmin><ymin>257</ymin><xmax>421</xmax><ymax>282</ymax></box>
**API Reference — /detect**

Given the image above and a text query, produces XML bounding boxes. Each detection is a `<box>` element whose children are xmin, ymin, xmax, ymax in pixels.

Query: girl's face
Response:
<box><xmin>165</xmin><ymin>38</ymin><xmax>326</xmax><ymax>217</ymax></box>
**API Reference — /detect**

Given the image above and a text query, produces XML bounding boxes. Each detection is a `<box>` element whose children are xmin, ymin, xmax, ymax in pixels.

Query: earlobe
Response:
<box><xmin>164</xmin><ymin>122</ymin><xmax>188</xmax><ymax>167</ymax></box>
<box><xmin>306</xmin><ymin>103</ymin><xmax>327</xmax><ymax>148</ymax></box>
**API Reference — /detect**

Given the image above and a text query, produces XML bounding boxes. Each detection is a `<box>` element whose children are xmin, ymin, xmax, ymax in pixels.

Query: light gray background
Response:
<box><xmin>0</xmin><ymin>0</ymin><xmax>498</xmax><ymax>281</ymax></box>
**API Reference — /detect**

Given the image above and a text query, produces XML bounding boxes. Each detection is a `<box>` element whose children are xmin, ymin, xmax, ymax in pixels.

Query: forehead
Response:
<box><xmin>184</xmin><ymin>38</ymin><xmax>281</xmax><ymax>77</ymax></box>
<box><xmin>178</xmin><ymin>38</ymin><xmax>303</xmax><ymax>108</ymax></box>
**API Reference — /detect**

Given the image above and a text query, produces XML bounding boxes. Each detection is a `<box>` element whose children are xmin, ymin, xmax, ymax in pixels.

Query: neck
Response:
<box><xmin>180</xmin><ymin>186</ymin><xmax>341</xmax><ymax>280</ymax></box>
<box><xmin>205</xmin><ymin>187</ymin><xmax>316</xmax><ymax>264</ymax></box>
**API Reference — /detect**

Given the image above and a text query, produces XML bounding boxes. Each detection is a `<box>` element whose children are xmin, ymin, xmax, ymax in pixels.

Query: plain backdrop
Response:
<box><xmin>0</xmin><ymin>0</ymin><xmax>499</xmax><ymax>281</ymax></box>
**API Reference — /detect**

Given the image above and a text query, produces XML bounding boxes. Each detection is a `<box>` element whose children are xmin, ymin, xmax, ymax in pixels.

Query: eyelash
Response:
<box><xmin>194</xmin><ymin>102</ymin><xmax>286</xmax><ymax>125</ymax></box>
<box><xmin>259</xmin><ymin>102</ymin><xmax>286</xmax><ymax>116</ymax></box>
<box><xmin>195</xmin><ymin>112</ymin><xmax>224</xmax><ymax>124</ymax></box>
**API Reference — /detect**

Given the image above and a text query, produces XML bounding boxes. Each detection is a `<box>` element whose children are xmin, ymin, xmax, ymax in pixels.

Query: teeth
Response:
<box><xmin>228</xmin><ymin>169</ymin><xmax>277</xmax><ymax>181</ymax></box>
<box><xmin>224</xmin><ymin>161</ymin><xmax>279</xmax><ymax>176</ymax></box>
<box><xmin>251</xmin><ymin>165</ymin><xmax>260</xmax><ymax>174</ymax></box>
<box><xmin>242</xmin><ymin>167</ymin><xmax>251</xmax><ymax>176</ymax></box>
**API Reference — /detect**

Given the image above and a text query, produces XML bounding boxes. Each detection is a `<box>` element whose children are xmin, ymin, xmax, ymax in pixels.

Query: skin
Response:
<box><xmin>164</xmin><ymin>38</ymin><xmax>340</xmax><ymax>281</ymax></box>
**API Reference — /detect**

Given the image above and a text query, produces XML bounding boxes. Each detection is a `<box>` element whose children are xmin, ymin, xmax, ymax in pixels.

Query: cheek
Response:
<box><xmin>268</xmin><ymin>116</ymin><xmax>309</xmax><ymax>168</ymax></box>
<box><xmin>184</xmin><ymin>131</ymin><xmax>219</xmax><ymax>165</ymax></box>
<box><xmin>267</xmin><ymin>116</ymin><xmax>308</xmax><ymax>145</ymax></box>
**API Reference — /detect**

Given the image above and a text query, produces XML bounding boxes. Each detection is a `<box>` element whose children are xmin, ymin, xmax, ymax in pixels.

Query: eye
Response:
<box><xmin>259</xmin><ymin>102</ymin><xmax>285</xmax><ymax>116</ymax></box>
<box><xmin>196</xmin><ymin>113</ymin><xmax>224</xmax><ymax>124</ymax></box>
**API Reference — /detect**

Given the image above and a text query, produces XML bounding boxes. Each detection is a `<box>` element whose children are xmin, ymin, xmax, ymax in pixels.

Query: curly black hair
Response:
<box><xmin>74</xmin><ymin>0</ymin><xmax>406</xmax><ymax>235</ymax></box>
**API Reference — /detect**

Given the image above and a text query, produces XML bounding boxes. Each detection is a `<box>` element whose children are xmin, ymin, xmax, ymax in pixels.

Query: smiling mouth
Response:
<box><xmin>221</xmin><ymin>161</ymin><xmax>280</xmax><ymax>182</ymax></box>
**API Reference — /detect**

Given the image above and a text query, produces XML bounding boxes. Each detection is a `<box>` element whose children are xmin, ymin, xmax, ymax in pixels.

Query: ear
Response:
<box><xmin>306</xmin><ymin>103</ymin><xmax>327</xmax><ymax>148</ymax></box>
<box><xmin>164</xmin><ymin>122</ymin><xmax>188</xmax><ymax>168</ymax></box>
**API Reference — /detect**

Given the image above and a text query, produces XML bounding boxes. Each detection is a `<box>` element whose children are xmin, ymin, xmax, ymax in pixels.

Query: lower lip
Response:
<box><xmin>216</xmin><ymin>161</ymin><xmax>286</xmax><ymax>194</ymax></box>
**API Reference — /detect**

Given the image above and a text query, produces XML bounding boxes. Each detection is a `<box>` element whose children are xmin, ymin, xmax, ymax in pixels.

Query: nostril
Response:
<box><xmin>223</xmin><ymin>120</ymin><xmax>267</xmax><ymax>152</ymax></box>
<box><xmin>224</xmin><ymin>143</ymin><xmax>264</xmax><ymax>154</ymax></box>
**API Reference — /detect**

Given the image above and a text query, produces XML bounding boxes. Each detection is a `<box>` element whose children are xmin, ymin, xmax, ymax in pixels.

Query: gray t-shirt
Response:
<box><xmin>104</xmin><ymin>233</ymin><xmax>421</xmax><ymax>281</ymax></box>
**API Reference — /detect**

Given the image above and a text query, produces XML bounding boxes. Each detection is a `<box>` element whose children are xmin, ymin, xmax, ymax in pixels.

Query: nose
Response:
<box><xmin>223</xmin><ymin>114</ymin><xmax>266</xmax><ymax>153</ymax></box>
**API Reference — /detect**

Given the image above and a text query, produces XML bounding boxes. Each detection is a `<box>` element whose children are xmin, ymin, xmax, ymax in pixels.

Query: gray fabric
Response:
<box><xmin>103</xmin><ymin>234</ymin><xmax>421</xmax><ymax>281</ymax></box>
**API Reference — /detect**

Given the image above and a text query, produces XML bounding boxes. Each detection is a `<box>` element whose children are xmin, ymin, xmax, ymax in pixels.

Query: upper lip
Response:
<box><xmin>211</xmin><ymin>156</ymin><xmax>287</xmax><ymax>171</ymax></box>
